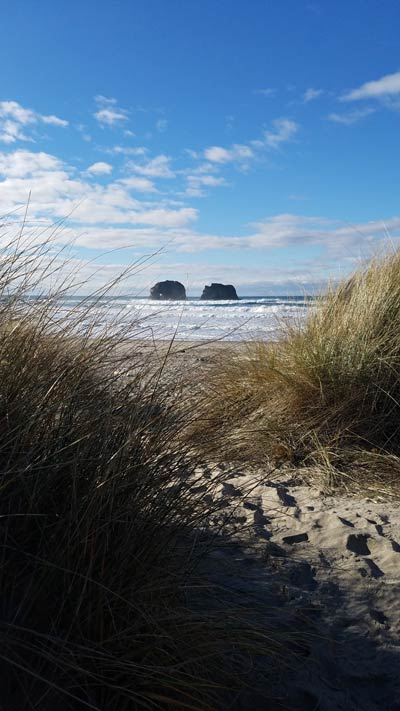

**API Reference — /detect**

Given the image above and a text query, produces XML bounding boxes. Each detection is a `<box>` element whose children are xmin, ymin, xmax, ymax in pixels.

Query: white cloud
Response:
<box><xmin>0</xmin><ymin>121</ymin><xmax>32</xmax><ymax>144</ymax></box>
<box><xmin>204</xmin><ymin>144</ymin><xmax>254</xmax><ymax>164</ymax></box>
<box><xmin>60</xmin><ymin>213</ymin><xmax>400</xmax><ymax>257</ymax></box>
<box><xmin>342</xmin><ymin>71</ymin><xmax>400</xmax><ymax>101</ymax></box>
<box><xmin>0</xmin><ymin>101</ymin><xmax>36</xmax><ymax>124</ymax></box>
<box><xmin>119</xmin><ymin>176</ymin><xmax>157</xmax><ymax>192</ymax></box>
<box><xmin>95</xmin><ymin>108</ymin><xmax>128</xmax><ymax>126</ymax></box>
<box><xmin>246</xmin><ymin>214</ymin><xmax>400</xmax><ymax>254</ymax></box>
<box><xmin>247</xmin><ymin>214</ymin><xmax>332</xmax><ymax>249</ymax></box>
<box><xmin>231</xmin><ymin>144</ymin><xmax>254</xmax><ymax>160</ymax></box>
<box><xmin>203</xmin><ymin>117</ymin><xmax>299</xmax><ymax>175</ymax></box>
<box><xmin>127</xmin><ymin>154</ymin><xmax>175</xmax><ymax>178</ymax></box>
<box><xmin>328</xmin><ymin>107</ymin><xmax>375</xmax><ymax>125</ymax></box>
<box><xmin>65</xmin><ymin>226</ymin><xmax>242</xmax><ymax>253</ymax></box>
<box><xmin>102</xmin><ymin>215</ymin><xmax>397</xmax><ymax>259</ymax></box>
<box><xmin>204</xmin><ymin>146</ymin><xmax>232</xmax><ymax>163</ymax></box>
<box><xmin>0</xmin><ymin>147</ymin><xmax>398</xmax><ymax>295</ymax></box>
<box><xmin>190</xmin><ymin>175</ymin><xmax>225</xmax><ymax>187</ymax></box>
<box><xmin>303</xmin><ymin>88</ymin><xmax>323</xmax><ymax>102</ymax></box>
<box><xmin>0</xmin><ymin>149</ymin><xmax>63</xmax><ymax>177</ymax></box>
<box><xmin>94</xmin><ymin>95</ymin><xmax>116</xmax><ymax>105</ymax></box>
<box><xmin>0</xmin><ymin>149</ymin><xmax>196</xmax><ymax>233</ymax></box>
<box><xmin>93</xmin><ymin>95</ymin><xmax>129</xmax><ymax>126</ymax></box>
<box><xmin>133</xmin><ymin>207</ymin><xmax>197</xmax><ymax>227</ymax></box>
<box><xmin>108</xmin><ymin>145</ymin><xmax>147</xmax><ymax>156</ymax></box>
<box><xmin>64</xmin><ymin>195</ymin><xmax>196</xmax><ymax>228</ymax></box>
<box><xmin>185</xmin><ymin>173</ymin><xmax>226</xmax><ymax>197</ymax></box>
<box><xmin>203</xmin><ymin>119</ymin><xmax>298</xmax><ymax>171</ymax></box>
<box><xmin>87</xmin><ymin>161</ymin><xmax>113</xmax><ymax>175</ymax></box>
<box><xmin>191</xmin><ymin>161</ymin><xmax>218</xmax><ymax>174</ymax></box>
<box><xmin>0</xmin><ymin>100</ymin><xmax>68</xmax><ymax>143</ymax></box>
<box><xmin>262</xmin><ymin>118</ymin><xmax>298</xmax><ymax>149</ymax></box>
<box><xmin>1</xmin><ymin>133</ymin><xmax>398</xmax><ymax>289</ymax></box>
<box><xmin>42</xmin><ymin>114</ymin><xmax>69</xmax><ymax>127</ymax></box>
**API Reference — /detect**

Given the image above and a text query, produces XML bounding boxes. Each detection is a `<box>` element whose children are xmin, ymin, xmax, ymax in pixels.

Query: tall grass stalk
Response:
<box><xmin>191</xmin><ymin>251</ymin><xmax>400</xmax><ymax>488</ymax></box>
<box><xmin>0</xmin><ymin>225</ymin><xmax>285</xmax><ymax>709</ymax></box>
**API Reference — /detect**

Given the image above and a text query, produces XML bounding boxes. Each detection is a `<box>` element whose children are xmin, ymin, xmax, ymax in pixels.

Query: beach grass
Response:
<box><xmin>0</xmin><ymin>231</ymin><xmax>286</xmax><ymax>710</ymax></box>
<box><xmin>191</xmin><ymin>250</ymin><xmax>400</xmax><ymax>490</ymax></box>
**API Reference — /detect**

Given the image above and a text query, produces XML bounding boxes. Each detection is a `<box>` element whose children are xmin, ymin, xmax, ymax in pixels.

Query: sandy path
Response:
<box><xmin>108</xmin><ymin>338</ymin><xmax>400</xmax><ymax>707</ymax></box>
<box><xmin>199</xmin><ymin>464</ymin><xmax>400</xmax><ymax>710</ymax></box>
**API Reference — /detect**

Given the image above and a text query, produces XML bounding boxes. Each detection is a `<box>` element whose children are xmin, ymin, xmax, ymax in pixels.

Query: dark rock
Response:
<box><xmin>150</xmin><ymin>280</ymin><xmax>186</xmax><ymax>300</ymax></box>
<box><xmin>200</xmin><ymin>283</ymin><xmax>239</xmax><ymax>300</ymax></box>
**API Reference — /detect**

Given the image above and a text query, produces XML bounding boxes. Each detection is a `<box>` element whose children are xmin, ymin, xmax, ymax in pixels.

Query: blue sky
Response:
<box><xmin>1</xmin><ymin>0</ymin><xmax>400</xmax><ymax>294</ymax></box>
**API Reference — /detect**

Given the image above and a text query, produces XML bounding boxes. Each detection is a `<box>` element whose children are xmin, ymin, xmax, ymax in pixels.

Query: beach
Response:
<box><xmin>108</xmin><ymin>337</ymin><xmax>400</xmax><ymax>709</ymax></box>
<box><xmin>4</xmin><ymin>3</ymin><xmax>399</xmax><ymax>705</ymax></box>
<box><xmin>2</xmin><ymin>269</ymin><xmax>400</xmax><ymax>709</ymax></box>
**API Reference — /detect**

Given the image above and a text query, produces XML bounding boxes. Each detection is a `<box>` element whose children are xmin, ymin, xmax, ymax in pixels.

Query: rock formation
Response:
<box><xmin>150</xmin><ymin>280</ymin><xmax>186</xmax><ymax>300</ymax></box>
<box><xmin>200</xmin><ymin>283</ymin><xmax>239</xmax><ymax>300</ymax></box>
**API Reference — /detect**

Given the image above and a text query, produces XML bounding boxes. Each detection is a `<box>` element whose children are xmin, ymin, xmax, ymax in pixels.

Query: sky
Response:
<box><xmin>0</xmin><ymin>0</ymin><xmax>400</xmax><ymax>295</ymax></box>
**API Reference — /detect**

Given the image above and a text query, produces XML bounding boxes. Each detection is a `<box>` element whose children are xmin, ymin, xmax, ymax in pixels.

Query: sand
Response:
<box><xmin>199</xmin><ymin>463</ymin><xmax>400</xmax><ymax>710</ymax></box>
<box><xmin>114</xmin><ymin>338</ymin><xmax>400</xmax><ymax>708</ymax></box>
<box><xmin>110</xmin><ymin>336</ymin><xmax>242</xmax><ymax>368</ymax></box>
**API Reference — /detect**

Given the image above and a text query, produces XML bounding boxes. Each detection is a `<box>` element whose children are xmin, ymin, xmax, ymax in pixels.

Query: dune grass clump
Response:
<box><xmin>0</xmin><ymin>231</ymin><xmax>277</xmax><ymax>710</ymax></box>
<box><xmin>192</xmin><ymin>251</ymin><xmax>400</xmax><ymax>486</ymax></box>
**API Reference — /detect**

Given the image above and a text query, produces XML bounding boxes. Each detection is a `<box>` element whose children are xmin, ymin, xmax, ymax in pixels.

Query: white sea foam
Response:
<box><xmin>54</xmin><ymin>295</ymin><xmax>313</xmax><ymax>341</ymax></box>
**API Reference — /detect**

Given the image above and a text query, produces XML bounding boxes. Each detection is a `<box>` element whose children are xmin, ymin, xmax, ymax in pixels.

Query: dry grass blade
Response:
<box><xmin>0</xmin><ymin>223</ymin><xmax>296</xmax><ymax>710</ymax></box>
<box><xmin>190</xmin><ymin>250</ymin><xmax>400</xmax><ymax>491</ymax></box>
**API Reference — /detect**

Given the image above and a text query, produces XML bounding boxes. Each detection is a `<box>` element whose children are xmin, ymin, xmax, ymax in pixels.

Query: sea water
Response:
<box><xmin>51</xmin><ymin>295</ymin><xmax>314</xmax><ymax>341</ymax></box>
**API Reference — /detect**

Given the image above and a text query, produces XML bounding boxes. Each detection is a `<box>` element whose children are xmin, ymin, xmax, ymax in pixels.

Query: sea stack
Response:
<box><xmin>200</xmin><ymin>283</ymin><xmax>239</xmax><ymax>300</ymax></box>
<box><xmin>150</xmin><ymin>280</ymin><xmax>186</xmax><ymax>300</ymax></box>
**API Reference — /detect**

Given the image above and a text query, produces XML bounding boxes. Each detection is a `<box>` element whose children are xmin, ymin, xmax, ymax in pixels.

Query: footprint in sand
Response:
<box><xmin>364</xmin><ymin>559</ymin><xmax>385</xmax><ymax>578</ymax></box>
<box><xmin>338</xmin><ymin>516</ymin><xmax>354</xmax><ymax>528</ymax></box>
<box><xmin>276</xmin><ymin>485</ymin><xmax>297</xmax><ymax>507</ymax></box>
<box><xmin>346</xmin><ymin>533</ymin><xmax>371</xmax><ymax>556</ymax></box>
<box><xmin>282</xmin><ymin>532</ymin><xmax>309</xmax><ymax>545</ymax></box>
<box><xmin>221</xmin><ymin>482</ymin><xmax>242</xmax><ymax>498</ymax></box>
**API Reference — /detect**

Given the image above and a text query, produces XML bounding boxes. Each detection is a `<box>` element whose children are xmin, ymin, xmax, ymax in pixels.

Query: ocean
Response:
<box><xmin>52</xmin><ymin>294</ymin><xmax>314</xmax><ymax>342</ymax></box>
